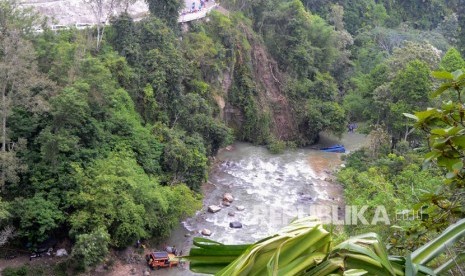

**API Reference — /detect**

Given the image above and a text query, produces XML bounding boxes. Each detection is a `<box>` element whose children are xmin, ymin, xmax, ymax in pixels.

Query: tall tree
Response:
<box><xmin>145</xmin><ymin>0</ymin><xmax>182</xmax><ymax>28</ymax></box>
<box><xmin>0</xmin><ymin>197</ymin><xmax>14</xmax><ymax>247</ymax></box>
<box><xmin>0</xmin><ymin>1</ymin><xmax>51</xmax><ymax>189</ymax></box>
<box><xmin>84</xmin><ymin>0</ymin><xmax>122</xmax><ymax>50</ymax></box>
<box><xmin>440</xmin><ymin>47</ymin><xmax>465</xmax><ymax>72</ymax></box>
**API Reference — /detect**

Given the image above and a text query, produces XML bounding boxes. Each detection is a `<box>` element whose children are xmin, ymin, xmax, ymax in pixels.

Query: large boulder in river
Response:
<box><xmin>229</xmin><ymin>221</ymin><xmax>243</xmax><ymax>228</ymax></box>
<box><xmin>223</xmin><ymin>193</ymin><xmax>234</xmax><ymax>203</ymax></box>
<box><xmin>208</xmin><ymin>205</ymin><xmax>222</xmax><ymax>213</ymax></box>
<box><xmin>201</xmin><ymin>229</ymin><xmax>212</xmax><ymax>236</ymax></box>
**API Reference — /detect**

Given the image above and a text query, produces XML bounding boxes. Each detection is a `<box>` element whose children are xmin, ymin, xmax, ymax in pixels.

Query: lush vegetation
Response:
<box><xmin>2</xmin><ymin>0</ymin><xmax>465</xmax><ymax>273</ymax></box>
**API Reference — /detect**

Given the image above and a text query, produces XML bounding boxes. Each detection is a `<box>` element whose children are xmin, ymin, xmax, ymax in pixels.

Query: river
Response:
<box><xmin>159</xmin><ymin>132</ymin><xmax>367</xmax><ymax>275</ymax></box>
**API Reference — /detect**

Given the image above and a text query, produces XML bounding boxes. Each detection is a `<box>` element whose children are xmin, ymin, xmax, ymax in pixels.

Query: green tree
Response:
<box><xmin>178</xmin><ymin>93</ymin><xmax>232</xmax><ymax>155</ymax></box>
<box><xmin>84</xmin><ymin>0</ymin><xmax>123</xmax><ymax>49</ymax></box>
<box><xmin>0</xmin><ymin>1</ymin><xmax>52</xmax><ymax>189</ymax></box>
<box><xmin>0</xmin><ymin>197</ymin><xmax>14</xmax><ymax>247</ymax></box>
<box><xmin>440</xmin><ymin>47</ymin><xmax>465</xmax><ymax>72</ymax></box>
<box><xmin>260</xmin><ymin>0</ymin><xmax>337</xmax><ymax>78</ymax></box>
<box><xmin>328</xmin><ymin>4</ymin><xmax>354</xmax><ymax>85</ymax></box>
<box><xmin>137</xmin><ymin>17</ymin><xmax>185</xmax><ymax>123</ymax></box>
<box><xmin>145</xmin><ymin>0</ymin><xmax>182</xmax><ymax>28</ymax></box>
<box><xmin>162</xmin><ymin>131</ymin><xmax>209</xmax><ymax>191</ymax></box>
<box><xmin>72</xmin><ymin>227</ymin><xmax>110</xmax><ymax>270</ymax></box>
<box><xmin>69</xmin><ymin>149</ymin><xmax>166</xmax><ymax>247</ymax></box>
<box><xmin>13</xmin><ymin>194</ymin><xmax>64</xmax><ymax>244</ymax></box>
<box><xmin>298</xmin><ymin>99</ymin><xmax>346</xmax><ymax>144</ymax></box>
<box><xmin>341</xmin><ymin>0</ymin><xmax>388</xmax><ymax>33</ymax></box>
<box><xmin>388</xmin><ymin>60</ymin><xmax>432</xmax><ymax>141</ymax></box>
<box><xmin>405</xmin><ymin>69</ymin><xmax>465</xmax><ymax>232</ymax></box>
<box><xmin>109</xmin><ymin>13</ymin><xmax>141</xmax><ymax>65</ymax></box>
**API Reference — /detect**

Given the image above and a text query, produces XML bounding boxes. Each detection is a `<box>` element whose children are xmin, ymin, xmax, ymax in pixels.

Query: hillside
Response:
<box><xmin>1</xmin><ymin>0</ymin><xmax>465</xmax><ymax>274</ymax></box>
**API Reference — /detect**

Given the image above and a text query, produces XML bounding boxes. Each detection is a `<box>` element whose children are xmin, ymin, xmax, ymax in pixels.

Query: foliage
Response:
<box><xmin>259</xmin><ymin>0</ymin><xmax>337</xmax><ymax>78</ymax></box>
<box><xmin>145</xmin><ymin>0</ymin><xmax>182</xmax><ymax>28</ymax></box>
<box><xmin>345</xmin><ymin>42</ymin><xmax>437</xmax><ymax>143</ymax></box>
<box><xmin>298</xmin><ymin>99</ymin><xmax>346</xmax><ymax>144</ymax></box>
<box><xmin>188</xmin><ymin>217</ymin><xmax>330</xmax><ymax>275</ymax></box>
<box><xmin>267</xmin><ymin>138</ymin><xmax>286</xmax><ymax>154</ymax></box>
<box><xmin>404</xmin><ymin>69</ymin><xmax>465</xmax><ymax>230</ymax></box>
<box><xmin>4</xmin><ymin>0</ymin><xmax>465</xmax><ymax>271</ymax></box>
<box><xmin>228</xmin><ymin>61</ymin><xmax>271</xmax><ymax>144</ymax></box>
<box><xmin>161</xmin><ymin>130</ymin><xmax>209</xmax><ymax>191</ymax></box>
<box><xmin>338</xmin><ymin>154</ymin><xmax>443</xmax><ymax>252</ymax></box>
<box><xmin>1</xmin><ymin>266</ymin><xmax>28</xmax><ymax>276</ymax></box>
<box><xmin>0</xmin><ymin>1</ymin><xmax>53</xmax><ymax>189</ymax></box>
<box><xmin>71</xmin><ymin>227</ymin><xmax>111</xmax><ymax>270</ymax></box>
<box><xmin>69</xmin><ymin>148</ymin><xmax>200</xmax><ymax>246</ymax></box>
<box><xmin>439</xmin><ymin>47</ymin><xmax>465</xmax><ymax>72</ymax></box>
<box><xmin>12</xmin><ymin>194</ymin><xmax>64</xmax><ymax>245</ymax></box>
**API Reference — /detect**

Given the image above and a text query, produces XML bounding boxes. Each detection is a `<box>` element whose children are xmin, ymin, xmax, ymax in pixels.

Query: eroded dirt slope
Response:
<box><xmin>242</xmin><ymin>24</ymin><xmax>297</xmax><ymax>141</ymax></box>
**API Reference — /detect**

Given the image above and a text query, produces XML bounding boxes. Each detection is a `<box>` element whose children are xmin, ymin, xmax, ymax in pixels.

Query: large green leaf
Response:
<box><xmin>411</xmin><ymin>218</ymin><xmax>465</xmax><ymax>265</ymax></box>
<box><xmin>431</xmin><ymin>71</ymin><xmax>454</xmax><ymax>80</ymax></box>
<box><xmin>187</xmin><ymin>218</ymin><xmax>465</xmax><ymax>275</ymax></box>
<box><xmin>430</xmin><ymin>83</ymin><xmax>452</xmax><ymax>98</ymax></box>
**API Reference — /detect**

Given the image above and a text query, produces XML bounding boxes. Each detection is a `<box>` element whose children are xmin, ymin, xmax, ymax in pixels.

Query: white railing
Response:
<box><xmin>178</xmin><ymin>3</ymin><xmax>219</xmax><ymax>23</ymax></box>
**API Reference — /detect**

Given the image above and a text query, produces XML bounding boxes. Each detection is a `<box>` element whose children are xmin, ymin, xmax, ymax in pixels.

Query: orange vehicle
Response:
<box><xmin>145</xmin><ymin>251</ymin><xmax>179</xmax><ymax>269</ymax></box>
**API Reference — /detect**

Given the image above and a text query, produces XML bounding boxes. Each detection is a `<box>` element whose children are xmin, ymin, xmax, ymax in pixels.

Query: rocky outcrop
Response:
<box><xmin>20</xmin><ymin>0</ymin><xmax>149</xmax><ymax>26</ymax></box>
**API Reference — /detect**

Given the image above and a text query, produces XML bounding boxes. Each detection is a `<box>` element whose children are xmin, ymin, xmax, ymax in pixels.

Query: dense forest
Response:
<box><xmin>1</xmin><ymin>0</ymin><xmax>465</xmax><ymax>273</ymax></box>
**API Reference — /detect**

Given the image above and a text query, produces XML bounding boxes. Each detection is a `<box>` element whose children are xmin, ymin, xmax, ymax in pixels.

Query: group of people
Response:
<box><xmin>180</xmin><ymin>0</ymin><xmax>215</xmax><ymax>14</ymax></box>
<box><xmin>164</xmin><ymin>245</ymin><xmax>183</xmax><ymax>256</ymax></box>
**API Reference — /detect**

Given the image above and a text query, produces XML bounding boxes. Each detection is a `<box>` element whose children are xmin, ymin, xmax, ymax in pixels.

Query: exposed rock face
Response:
<box><xmin>208</xmin><ymin>205</ymin><xmax>221</xmax><ymax>213</ymax></box>
<box><xmin>20</xmin><ymin>0</ymin><xmax>149</xmax><ymax>26</ymax></box>
<box><xmin>243</xmin><ymin>25</ymin><xmax>297</xmax><ymax>141</ymax></box>
<box><xmin>221</xmin><ymin>24</ymin><xmax>298</xmax><ymax>142</ymax></box>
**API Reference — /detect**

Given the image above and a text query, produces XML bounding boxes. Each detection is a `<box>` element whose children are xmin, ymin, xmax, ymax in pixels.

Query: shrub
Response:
<box><xmin>267</xmin><ymin>139</ymin><xmax>286</xmax><ymax>154</ymax></box>
<box><xmin>71</xmin><ymin>227</ymin><xmax>110</xmax><ymax>270</ymax></box>
<box><xmin>2</xmin><ymin>266</ymin><xmax>28</xmax><ymax>276</ymax></box>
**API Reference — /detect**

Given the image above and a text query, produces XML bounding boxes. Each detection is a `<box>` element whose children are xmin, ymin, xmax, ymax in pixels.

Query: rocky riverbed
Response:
<box><xmin>155</xmin><ymin>132</ymin><xmax>367</xmax><ymax>275</ymax></box>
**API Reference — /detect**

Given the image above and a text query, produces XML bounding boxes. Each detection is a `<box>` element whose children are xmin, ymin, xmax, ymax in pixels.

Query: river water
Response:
<box><xmin>159</xmin><ymin>132</ymin><xmax>366</xmax><ymax>275</ymax></box>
